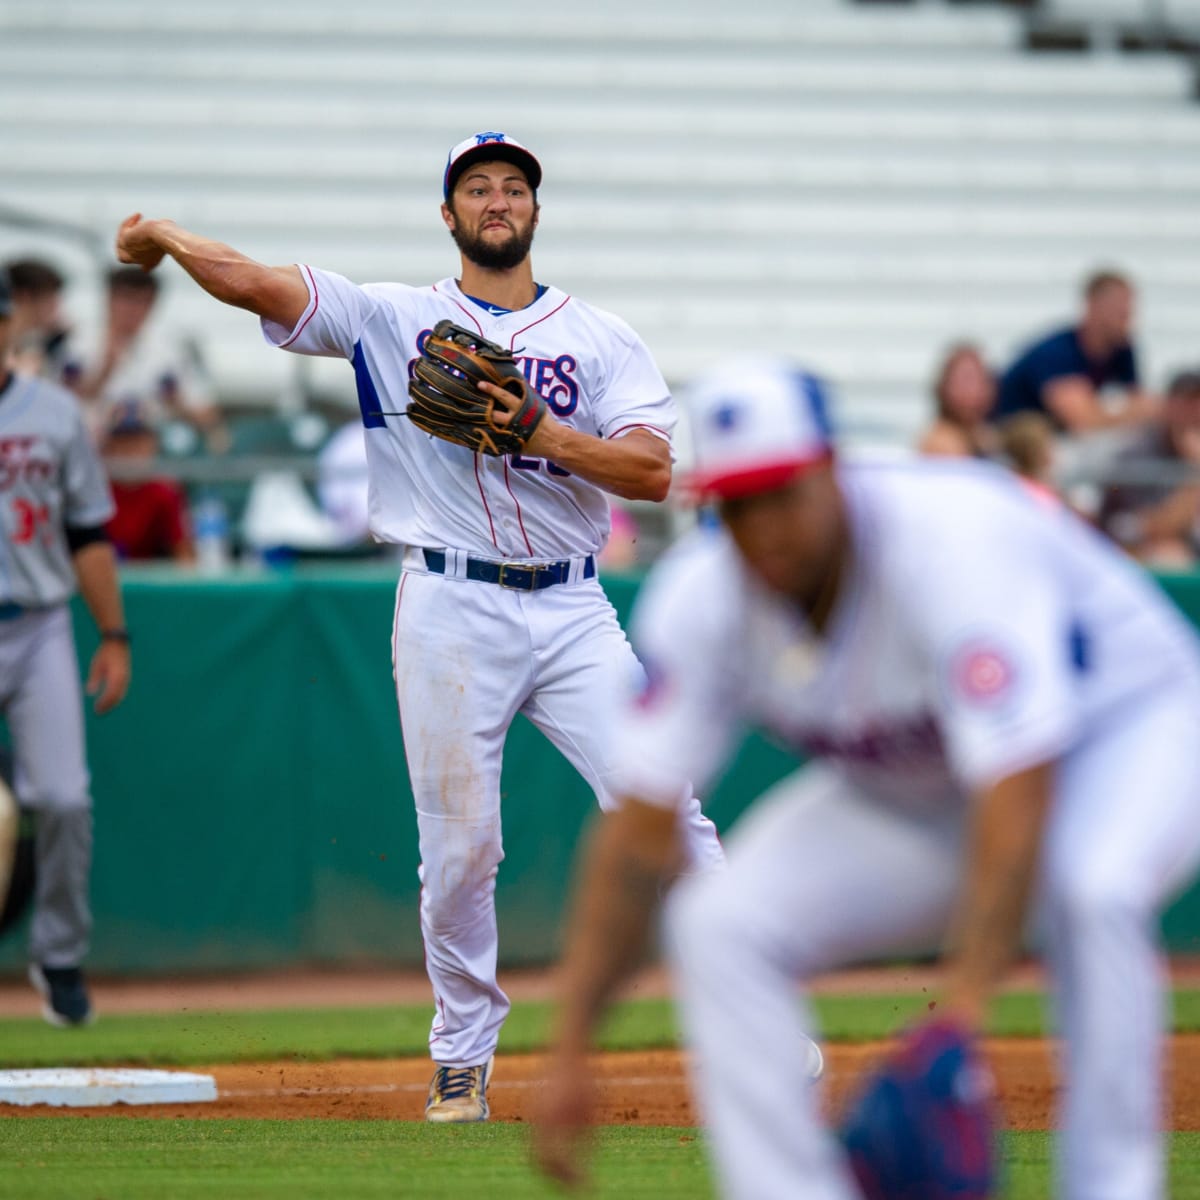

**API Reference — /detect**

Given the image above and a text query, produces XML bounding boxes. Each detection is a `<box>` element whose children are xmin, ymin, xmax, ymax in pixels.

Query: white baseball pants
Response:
<box><xmin>393</xmin><ymin>564</ymin><xmax>724</xmax><ymax>1068</ymax></box>
<box><xmin>665</xmin><ymin>677</ymin><xmax>1200</xmax><ymax>1200</ymax></box>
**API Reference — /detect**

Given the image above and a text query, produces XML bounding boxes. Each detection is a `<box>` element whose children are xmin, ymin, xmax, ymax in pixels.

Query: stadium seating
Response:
<box><xmin>2</xmin><ymin>0</ymin><xmax>1199</xmax><ymax>443</ymax></box>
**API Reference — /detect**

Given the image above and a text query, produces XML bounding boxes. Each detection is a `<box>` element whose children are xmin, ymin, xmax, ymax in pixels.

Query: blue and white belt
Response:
<box><xmin>414</xmin><ymin>547</ymin><xmax>595</xmax><ymax>591</ymax></box>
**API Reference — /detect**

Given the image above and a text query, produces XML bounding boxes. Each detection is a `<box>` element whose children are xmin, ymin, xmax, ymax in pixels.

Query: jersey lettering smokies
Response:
<box><xmin>0</xmin><ymin>374</ymin><xmax>114</xmax><ymax>607</ymax></box>
<box><xmin>617</xmin><ymin>458</ymin><xmax>1200</xmax><ymax>810</ymax></box>
<box><xmin>263</xmin><ymin>269</ymin><xmax>675</xmax><ymax>560</ymax></box>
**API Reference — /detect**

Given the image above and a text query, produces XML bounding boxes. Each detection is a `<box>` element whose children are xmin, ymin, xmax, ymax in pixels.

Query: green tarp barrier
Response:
<box><xmin>0</xmin><ymin>565</ymin><xmax>1197</xmax><ymax>972</ymax></box>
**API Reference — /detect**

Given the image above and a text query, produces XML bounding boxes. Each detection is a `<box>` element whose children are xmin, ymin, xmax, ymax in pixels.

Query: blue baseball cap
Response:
<box><xmin>0</xmin><ymin>270</ymin><xmax>11</xmax><ymax>319</ymax></box>
<box><xmin>683</xmin><ymin>359</ymin><xmax>836</xmax><ymax>500</ymax></box>
<box><xmin>443</xmin><ymin>132</ymin><xmax>542</xmax><ymax>200</ymax></box>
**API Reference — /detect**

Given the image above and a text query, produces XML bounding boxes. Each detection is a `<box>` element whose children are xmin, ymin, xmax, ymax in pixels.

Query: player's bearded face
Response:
<box><xmin>446</xmin><ymin>175</ymin><xmax>539</xmax><ymax>272</ymax></box>
<box><xmin>450</xmin><ymin>213</ymin><xmax>537</xmax><ymax>271</ymax></box>
<box><xmin>720</xmin><ymin>469</ymin><xmax>845</xmax><ymax>609</ymax></box>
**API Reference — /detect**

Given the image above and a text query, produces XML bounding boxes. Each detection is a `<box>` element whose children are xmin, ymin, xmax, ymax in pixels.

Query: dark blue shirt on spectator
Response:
<box><xmin>994</xmin><ymin>326</ymin><xmax>1138</xmax><ymax>431</ymax></box>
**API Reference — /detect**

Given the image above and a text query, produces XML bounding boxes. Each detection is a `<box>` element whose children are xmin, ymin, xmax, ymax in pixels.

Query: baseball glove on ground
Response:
<box><xmin>407</xmin><ymin>321</ymin><xmax>547</xmax><ymax>456</ymax></box>
<box><xmin>839</xmin><ymin>1018</ymin><xmax>998</xmax><ymax>1200</ymax></box>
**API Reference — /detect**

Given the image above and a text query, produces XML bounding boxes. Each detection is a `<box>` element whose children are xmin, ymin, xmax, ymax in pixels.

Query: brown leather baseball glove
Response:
<box><xmin>407</xmin><ymin>321</ymin><xmax>547</xmax><ymax>456</ymax></box>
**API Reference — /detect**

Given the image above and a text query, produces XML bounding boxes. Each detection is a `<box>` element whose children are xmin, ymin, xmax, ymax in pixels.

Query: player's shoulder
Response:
<box><xmin>842</xmin><ymin>454</ymin><xmax>1049</xmax><ymax>551</ymax></box>
<box><xmin>359</xmin><ymin>278</ymin><xmax>430</xmax><ymax>306</ymax></box>
<box><xmin>632</xmin><ymin>523</ymin><xmax>743</xmax><ymax>641</ymax></box>
<box><xmin>12</xmin><ymin>372</ymin><xmax>87</xmax><ymax>425</ymax></box>
<box><xmin>552</xmin><ymin>292</ymin><xmax>643</xmax><ymax>349</ymax></box>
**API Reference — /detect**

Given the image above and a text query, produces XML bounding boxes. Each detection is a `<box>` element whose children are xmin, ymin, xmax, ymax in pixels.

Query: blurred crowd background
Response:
<box><xmin>3</xmin><ymin>0</ymin><xmax>1200</xmax><ymax>572</ymax></box>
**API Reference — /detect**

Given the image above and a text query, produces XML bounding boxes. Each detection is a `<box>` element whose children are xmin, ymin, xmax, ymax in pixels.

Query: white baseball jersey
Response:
<box><xmin>262</xmin><ymin>269</ymin><xmax>674</xmax><ymax>559</ymax></box>
<box><xmin>616</xmin><ymin>457</ymin><xmax>1200</xmax><ymax>810</ymax></box>
<box><xmin>0</xmin><ymin>373</ymin><xmax>114</xmax><ymax>607</ymax></box>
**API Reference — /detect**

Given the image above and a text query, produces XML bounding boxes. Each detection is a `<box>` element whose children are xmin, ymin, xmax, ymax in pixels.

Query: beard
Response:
<box><xmin>450</xmin><ymin>216</ymin><xmax>536</xmax><ymax>271</ymax></box>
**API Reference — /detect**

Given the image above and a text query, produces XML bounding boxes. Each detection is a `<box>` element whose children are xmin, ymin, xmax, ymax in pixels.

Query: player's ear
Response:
<box><xmin>532</xmin><ymin>202</ymin><xmax>540</xmax><ymax>230</ymax></box>
<box><xmin>440</xmin><ymin>202</ymin><xmax>456</xmax><ymax>233</ymax></box>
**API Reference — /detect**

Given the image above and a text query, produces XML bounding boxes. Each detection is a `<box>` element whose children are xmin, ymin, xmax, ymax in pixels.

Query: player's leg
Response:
<box><xmin>518</xmin><ymin>581</ymin><xmax>724</xmax><ymax>872</ymax></box>
<box><xmin>392</xmin><ymin>571</ymin><xmax>528</xmax><ymax>1088</ymax></box>
<box><xmin>1039</xmin><ymin>679</ymin><xmax>1200</xmax><ymax>1200</ymax></box>
<box><xmin>664</xmin><ymin>765</ymin><xmax>964</xmax><ymax>1200</ymax></box>
<box><xmin>4</xmin><ymin>609</ymin><xmax>94</xmax><ymax>1026</ymax></box>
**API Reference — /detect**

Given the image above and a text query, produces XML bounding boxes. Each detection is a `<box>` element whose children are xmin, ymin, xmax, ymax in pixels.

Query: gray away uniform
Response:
<box><xmin>0</xmin><ymin>371</ymin><xmax>113</xmax><ymax>966</ymax></box>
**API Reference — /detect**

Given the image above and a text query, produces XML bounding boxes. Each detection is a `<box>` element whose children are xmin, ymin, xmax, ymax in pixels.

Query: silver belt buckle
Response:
<box><xmin>498</xmin><ymin>562</ymin><xmax>541</xmax><ymax>591</ymax></box>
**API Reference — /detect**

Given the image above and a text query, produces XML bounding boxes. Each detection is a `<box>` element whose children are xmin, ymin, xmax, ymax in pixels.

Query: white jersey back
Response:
<box><xmin>616</xmin><ymin>458</ymin><xmax>1200</xmax><ymax>810</ymax></box>
<box><xmin>0</xmin><ymin>373</ymin><xmax>115</xmax><ymax>607</ymax></box>
<box><xmin>263</xmin><ymin>269</ymin><xmax>675</xmax><ymax>560</ymax></box>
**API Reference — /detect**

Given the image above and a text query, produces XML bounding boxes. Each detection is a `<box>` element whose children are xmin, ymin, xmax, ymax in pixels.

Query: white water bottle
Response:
<box><xmin>193</xmin><ymin>494</ymin><xmax>231</xmax><ymax>573</ymax></box>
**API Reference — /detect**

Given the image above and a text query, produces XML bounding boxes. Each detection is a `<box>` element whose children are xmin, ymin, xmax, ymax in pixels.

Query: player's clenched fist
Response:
<box><xmin>115</xmin><ymin>214</ymin><xmax>166</xmax><ymax>272</ymax></box>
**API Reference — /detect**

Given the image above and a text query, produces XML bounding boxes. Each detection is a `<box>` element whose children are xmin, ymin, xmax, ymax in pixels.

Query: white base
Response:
<box><xmin>0</xmin><ymin>1068</ymin><xmax>217</xmax><ymax>1107</ymax></box>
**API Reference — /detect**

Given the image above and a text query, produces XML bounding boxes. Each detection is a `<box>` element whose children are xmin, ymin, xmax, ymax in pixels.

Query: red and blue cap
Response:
<box><xmin>443</xmin><ymin>132</ymin><xmax>542</xmax><ymax>201</ymax></box>
<box><xmin>683</xmin><ymin>358</ymin><xmax>836</xmax><ymax>500</ymax></box>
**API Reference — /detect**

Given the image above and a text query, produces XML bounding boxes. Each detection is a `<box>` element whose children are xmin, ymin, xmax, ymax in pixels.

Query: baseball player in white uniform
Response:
<box><xmin>0</xmin><ymin>269</ymin><xmax>131</xmax><ymax>1026</ymax></box>
<box><xmin>115</xmin><ymin>132</ymin><xmax>723</xmax><ymax>1120</ymax></box>
<box><xmin>537</xmin><ymin>358</ymin><xmax>1200</xmax><ymax>1199</ymax></box>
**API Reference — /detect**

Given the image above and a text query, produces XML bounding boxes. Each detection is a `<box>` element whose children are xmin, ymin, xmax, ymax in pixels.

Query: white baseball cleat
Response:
<box><xmin>424</xmin><ymin>1056</ymin><xmax>494</xmax><ymax>1123</ymax></box>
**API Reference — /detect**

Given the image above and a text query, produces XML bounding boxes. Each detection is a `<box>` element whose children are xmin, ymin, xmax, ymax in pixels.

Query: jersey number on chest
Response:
<box><xmin>511</xmin><ymin>454</ymin><xmax>571</xmax><ymax>477</ymax></box>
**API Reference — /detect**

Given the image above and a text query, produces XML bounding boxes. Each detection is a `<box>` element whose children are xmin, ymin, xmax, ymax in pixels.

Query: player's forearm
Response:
<box><xmin>119</xmin><ymin>217</ymin><xmax>307</xmax><ymax>328</ymax></box>
<box><xmin>530</xmin><ymin>425</ymin><xmax>671</xmax><ymax>502</ymax></box>
<box><xmin>941</xmin><ymin>762</ymin><xmax>1055</xmax><ymax>1031</ymax></box>
<box><xmin>72</xmin><ymin>541</ymin><xmax>126</xmax><ymax>633</ymax></box>
<box><xmin>555</xmin><ymin>800</ymin><xmax>679</xmax><ymax>1055</ymax></box>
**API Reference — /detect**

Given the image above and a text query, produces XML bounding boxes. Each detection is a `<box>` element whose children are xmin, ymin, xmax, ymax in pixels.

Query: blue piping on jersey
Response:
<box><xmin>460</xmin><ymin>284</ymin><xmax>548</xmax><ymax>317</ymax></box>
<box><xmin>351</xmin><ymin>341</ymin><xmax>387</xmax><ymax>430</ymax></box>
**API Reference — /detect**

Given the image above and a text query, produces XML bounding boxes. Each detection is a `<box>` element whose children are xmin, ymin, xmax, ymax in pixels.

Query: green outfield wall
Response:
<box><xmin>2</xmin><ymin>565</ymin><xmax>1199</xmax><ymax>974</ymax></box>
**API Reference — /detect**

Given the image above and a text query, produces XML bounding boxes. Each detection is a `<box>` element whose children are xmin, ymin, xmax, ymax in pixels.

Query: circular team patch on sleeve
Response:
<box><xmin>950</xmin><ymin>642</ymin><xmax>1016</xmax><ymax>706</ymax></box>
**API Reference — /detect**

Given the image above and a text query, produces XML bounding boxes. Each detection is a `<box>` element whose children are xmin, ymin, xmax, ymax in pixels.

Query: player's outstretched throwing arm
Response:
<box><xmin>116</xmin><ymin>215</ymin><xmax>669</xmax><ymax>504</ymax></box>
<box><xmin>115</xmin><ymin>215</ymin><xmax>310</xmax><ymax>340</ymax></box>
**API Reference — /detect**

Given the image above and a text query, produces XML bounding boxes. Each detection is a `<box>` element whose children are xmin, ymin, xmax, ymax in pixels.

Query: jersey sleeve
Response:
<box><xmin>592</xmin><ymin>323</ymin><xmax>676</xmax><ymax>445</ymax></box>
<box><xmin>260</xmin><ymin>266</ymin><xmax>381</xmax><ymax>360</ymax></box>
<box><xmin>610</xmin><ymin>543</ymin><xmax>743</xmax><ymax>807</ymax></box>
<box><xmin>62</xmin><ymin>405</ymin><xmax>114</xmax><ymax>527</ymax></box>
<box><xmin>901</xmin><ymin>507</ymin><xmax>1082</xmax><ymax>792</ymax></box>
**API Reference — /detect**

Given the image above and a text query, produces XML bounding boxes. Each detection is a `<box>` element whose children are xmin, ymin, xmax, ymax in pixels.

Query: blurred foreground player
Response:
<box><xmin>537</xmin><ymin>360</ymin><xmax>1200</xmax><ymax>1199</ymax></box>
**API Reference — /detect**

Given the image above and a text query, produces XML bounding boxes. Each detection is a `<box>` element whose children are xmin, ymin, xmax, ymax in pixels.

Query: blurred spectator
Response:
<box><xmin>102</xmin><ymin>404</ymin><xmax>195</xmax><ymax>563</ymax></box>
<box><xmin>63</xmin><ymin>266</ymin><xmax>224</xmax><ymax>445</ymax></box>
<box><xmin>993</xmin><ymin>269</ymin><xmax>1158</xmax><ymax>435</ymax></box>
<box><xmin>1099</xmin><ymin>370</ymin><xmax>1200</xmax><ymax>568</ymax></box>
<box><xmin>917</xmin><ymin>342</ymin><xmax>999</xmax><ymax>458</ymax></box>
<box><xmin>999</xmin><ymin>412</ymin><xmax>1061</xmax><ymax>508</ymax></box>
<box><xmin>3</xmin><ymin>257</ymin><xmax>71</xmax><ymax>378</ymax></box>
<box><xmin>316</xmin><ymin>419</ymin><xmax>371</xmax><ymax>546</ymax></box>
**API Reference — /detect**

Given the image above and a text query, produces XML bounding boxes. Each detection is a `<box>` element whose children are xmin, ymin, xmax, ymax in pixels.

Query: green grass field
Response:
<box><xmin>3</xmin><ymin>989</ymin><xmax>1200</xmax><ymax>1069</ymax></box>
<box><xmin>3</xmin><ymin>1123</ymin><xmax>1200</xmax><ymax>1200</ymax></box>
<box><xmin>1</xmin><ymin>992</ymin><xmax>1198</xmax><ymax>1197</ymax></box>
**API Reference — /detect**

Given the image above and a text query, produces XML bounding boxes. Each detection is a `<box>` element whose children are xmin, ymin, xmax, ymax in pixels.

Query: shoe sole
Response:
<box><xmin>27</xmin><ymin>966</ymin><xmax>95</xmax><ymax>1029</ymax></box>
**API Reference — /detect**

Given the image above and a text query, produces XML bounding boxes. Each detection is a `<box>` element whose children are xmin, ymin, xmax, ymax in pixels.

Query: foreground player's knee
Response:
<box><xmin>664</xmin><ymin>872</ymin><xmax>740</xmax><ymax>968</ymax></box>
<box><xmin>1046</xmin><ymin>864</ymin><xmax>1151</xmax><ymax>938</ymax></box>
